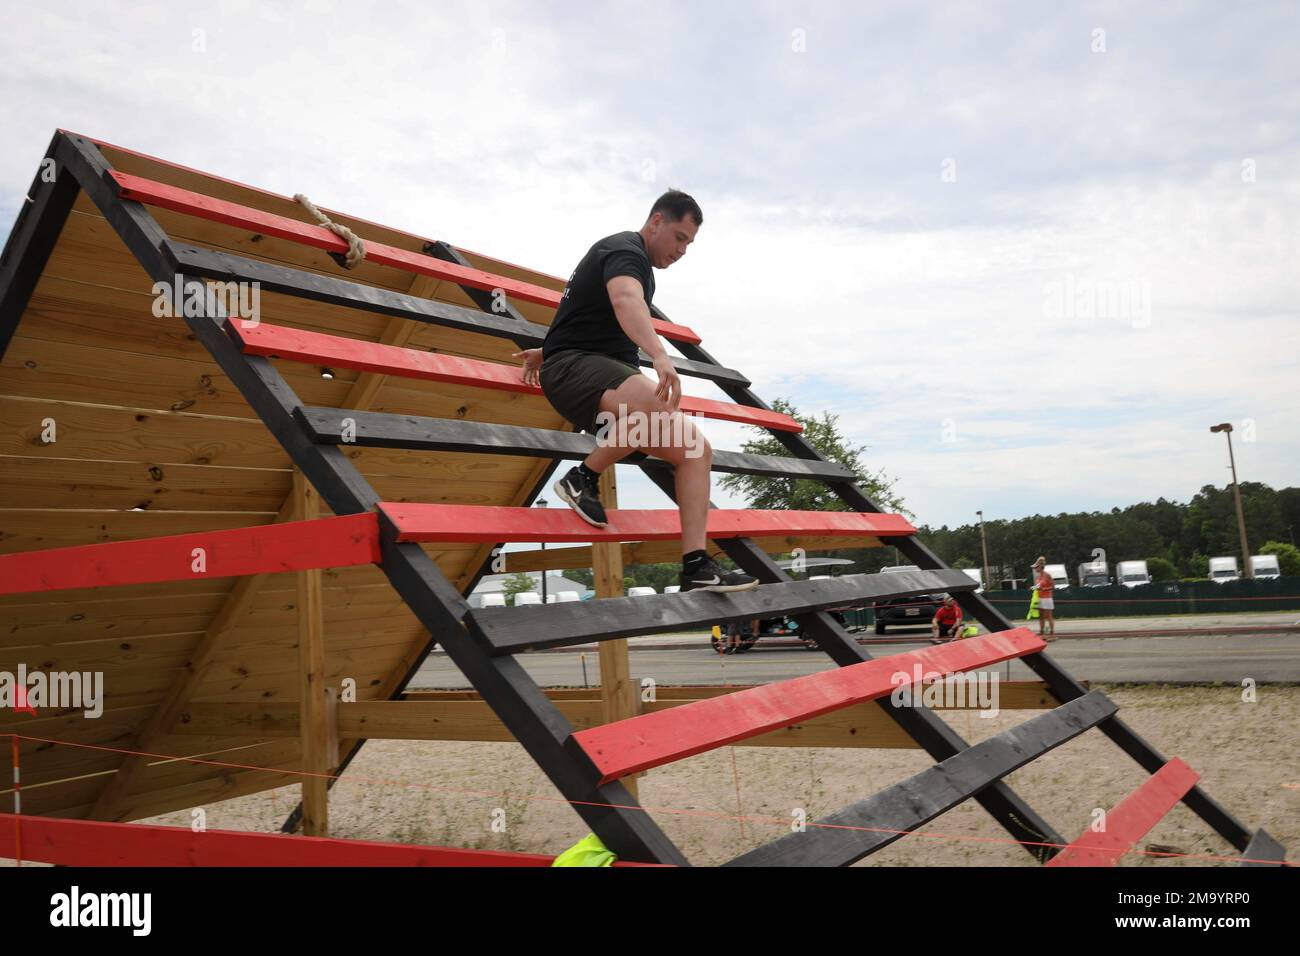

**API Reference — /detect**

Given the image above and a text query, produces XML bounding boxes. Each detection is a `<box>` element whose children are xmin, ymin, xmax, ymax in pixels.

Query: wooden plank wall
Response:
<box><xmin>0</xmin><ymin>141</ymin><xmax>890</xmax><ymax>825</ymax></box>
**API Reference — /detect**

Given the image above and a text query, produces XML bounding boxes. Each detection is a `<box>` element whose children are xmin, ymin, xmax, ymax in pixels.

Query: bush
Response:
<box><xmin>1259</xmin><ymin>541</ymin><xmax>1300</xmax><ymax>576</ymax></box>
<box><xmin>1147</xmin><ymin>557</ymin><xmax>1178</xmax><ymax>582</ymax></box>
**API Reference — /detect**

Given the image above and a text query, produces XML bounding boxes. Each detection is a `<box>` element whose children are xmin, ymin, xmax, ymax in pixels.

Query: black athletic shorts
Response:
<box><xmin>539</xmin><ymin>349</ymin><xmax>642</xmax><ymax>434</ymax></box>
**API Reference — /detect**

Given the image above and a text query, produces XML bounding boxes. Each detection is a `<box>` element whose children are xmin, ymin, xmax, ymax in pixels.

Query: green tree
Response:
<box><xmin>1260</xmin><ymin>540</ymin><xmax>1300</xmax><ymax>576</ymax></box>
<box><xmin>566</xmin><ymin>568</ymin><xmax>594</xmax><ymax>589</ymax></box>
<box><xmin>502</xmin><ymin>572</ymin><xmax>536</xmax><ymax>604</ymax></box>
<box><xmin>625</xmin><ymin>563</ymin><xmax>681</xmax><ymax>592</ymax></box>
<box><xmin>717</xmin><ymin>398</ymin><xmax>906</xmax><ymax>516</ymax></box>
<box><xmin>1146</xmin><ymin>557</ymin><xmax>1177</xmax><ymax>582</ymax></box>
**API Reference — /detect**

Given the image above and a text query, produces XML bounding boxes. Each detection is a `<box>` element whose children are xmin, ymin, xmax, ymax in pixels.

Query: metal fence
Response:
<box><xmin>977</xmin><ymin>576</ymin><xmax>1300</xmax><ymax>618</ymax></box>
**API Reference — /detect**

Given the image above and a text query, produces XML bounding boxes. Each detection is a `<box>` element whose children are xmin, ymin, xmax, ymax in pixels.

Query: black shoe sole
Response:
<box><xmin>552</xmin><ymin>479</ymin><xmax>608</xmax><ymax>528</ymax></box>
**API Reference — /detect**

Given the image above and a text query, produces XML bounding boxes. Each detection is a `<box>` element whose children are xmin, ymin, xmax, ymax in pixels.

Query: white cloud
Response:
<box><xmin>1</xmin><ymin>1</ymin><xmax>1296</xmax><ymax>531</ymax></box>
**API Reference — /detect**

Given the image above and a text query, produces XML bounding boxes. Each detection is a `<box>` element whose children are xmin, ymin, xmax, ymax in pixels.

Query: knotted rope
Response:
<box><xmin>293</xmin><ymin>193</ymin><xmax>366</xmax><ymax>269</ymax></box>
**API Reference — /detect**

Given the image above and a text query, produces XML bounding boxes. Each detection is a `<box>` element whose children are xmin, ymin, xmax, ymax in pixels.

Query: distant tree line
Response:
<box><xmin>912</xmin><ymin>482</ymin><xmax>1300</xmax><ymax>584</ymax></box>
<box><xmin>560</xmin><ymin>397</ymin><xmax>1300</xmax><ymax>590</ymax></box>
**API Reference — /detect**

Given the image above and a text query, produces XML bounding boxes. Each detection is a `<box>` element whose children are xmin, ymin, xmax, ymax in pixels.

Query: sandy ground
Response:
<box><xmin>129</xmin><ymin>683</ymin><xmax>1297</xmax><ymax>866</ymax></box>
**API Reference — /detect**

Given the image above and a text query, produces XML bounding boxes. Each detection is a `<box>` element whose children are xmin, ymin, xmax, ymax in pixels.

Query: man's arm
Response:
<box><xmin>606</xmin><ymin>275</ymin><xmax>680</xmax><ymax>408</ymax></box>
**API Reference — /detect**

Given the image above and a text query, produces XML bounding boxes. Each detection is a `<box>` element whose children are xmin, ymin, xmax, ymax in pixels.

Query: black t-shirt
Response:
<box><xmin>542</xmin><ymin>231</ymin><xmax>654</xmax><ymax>366</ymax></box>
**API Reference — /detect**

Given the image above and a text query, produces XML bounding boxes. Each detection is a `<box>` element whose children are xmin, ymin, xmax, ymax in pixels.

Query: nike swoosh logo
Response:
<box><xmin>695</xmin><ymin>575</ymin><xmax>721</xmax><ymax>585</ymax></box>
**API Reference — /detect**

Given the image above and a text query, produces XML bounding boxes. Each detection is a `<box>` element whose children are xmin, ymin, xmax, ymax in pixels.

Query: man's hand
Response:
<box><xmin>514</xmin><ymin>348</ymin><xmax>543</xmax><ymax>387</ymax></box>
<box><xmin>652</xmin><ymin>353</ymin><xmax>681</xmax><ymax>409</ymax></box>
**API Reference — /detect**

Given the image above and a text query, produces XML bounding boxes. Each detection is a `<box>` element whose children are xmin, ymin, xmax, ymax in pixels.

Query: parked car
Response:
<box><xmin>514</xmin><ymin>591</ymin><xmax>542</xmax><ymax>606</ymax></box>
<box><xmin>872</xmin><ymin>565</ymin><xmax>945</xmax><ymax>635</ymax></box>
<box><xmin>480</xmin><ymin>593</ymin><xmax>507</xmax><ymax>608</ymax></box>
<box><xmin>627</xmin><ymin>586</ymin><xmax>656</xmax><ymax>597</ymax></box>
<box><xmin>960</xmin><ymin>568</ymin><xmax>984</xmax><ymax>593</ymax></box>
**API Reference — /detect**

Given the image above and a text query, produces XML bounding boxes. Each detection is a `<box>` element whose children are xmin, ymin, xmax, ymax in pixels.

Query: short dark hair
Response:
<box><xmin>647</xmin><ymin>189</ymin><xmax>703</xmax><ymax>226</ymax></box>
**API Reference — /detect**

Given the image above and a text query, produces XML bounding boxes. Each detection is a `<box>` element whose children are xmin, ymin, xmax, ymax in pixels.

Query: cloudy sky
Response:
<box><xmin>2</xmin><ymin>1</ymin><xmax>1296</xmax><ymax>530</ymax></box>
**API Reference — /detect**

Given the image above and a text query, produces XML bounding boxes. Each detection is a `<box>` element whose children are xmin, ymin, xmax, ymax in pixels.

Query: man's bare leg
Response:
<box><xmin>591</xmin><ymin>375</ymin><xmax>712</xmax><ymax>554</ymax></box>
<box><xmin>553</xmin><ymin>374</ymin><xmax>754</xmax><ymax>592</ymax></box>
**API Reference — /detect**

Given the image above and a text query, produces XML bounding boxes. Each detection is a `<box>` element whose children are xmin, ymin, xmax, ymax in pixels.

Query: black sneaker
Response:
<box><xmin>680</xmin><ymin>556</ymin><xmax>759</xmax><ymax>593</ymax></box>
<box><xmin>553</xmin><ymin>466</ymin><xmax>607</xmax><ymax>527</ymax></box>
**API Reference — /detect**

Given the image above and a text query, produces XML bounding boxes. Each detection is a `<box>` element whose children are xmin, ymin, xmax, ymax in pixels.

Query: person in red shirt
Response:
<box><xmin>931</xmin><ymin>595</ymin><xmax>963</xmax><ymax>643</ymax></box>
<box><xmin>1033</xmin><ymin>556</ymin><xmax>1057</xmax><ymax>641</ymax></box>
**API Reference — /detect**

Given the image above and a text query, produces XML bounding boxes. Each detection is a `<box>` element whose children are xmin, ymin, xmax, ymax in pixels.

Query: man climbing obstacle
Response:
<box><xmin>514</xmin><ymin>190</ymin><xmax>757</xmax><ymax>593</ymax></box>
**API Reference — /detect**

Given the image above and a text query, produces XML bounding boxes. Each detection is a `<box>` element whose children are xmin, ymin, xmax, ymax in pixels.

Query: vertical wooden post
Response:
<box><xmin>293</xmin><ymin>469</ymin><xmax>330</xmax><ymax>835</ymax></box>
<box><xmin>591</xmin><ymin>467</ymin><xmax>640</xmax><ymax>797</ymax></box>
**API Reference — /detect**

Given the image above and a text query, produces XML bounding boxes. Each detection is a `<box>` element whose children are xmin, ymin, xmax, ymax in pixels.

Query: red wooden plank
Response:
<box><xmin>380</xmin><ymin>502</ymin><xmax>916</xmax><ymax>544</ymax></box>
<box><xmin>0</xmin><ymin>813</ymin><xmax>662</xmax><ymax>867</ymax></box>
<box><xmin>85</xmin><ymin>131</ymin><xmax>569</xmax><ymax>286</ymax></box>
<box><xmin>573</xmin><ymin>628</ymin><xmax>1046</xmax><ymax>783</ymax></box>
<box><xmin>1046</xmin><ymin>758</ymin><xmax>1201</xmax><ymax>867</ymax></box>
<box><xmin>0</xmin><ymin>513</ymin><xmax>380</xmax><ymax>596</ymax></box>
<box><xmin>230</xmin><ymin>321</ymin><xmax>801</xmax><ymax>432</ymax></box>
<box><xmin>112</xmin><ymin>171</ymin><xmax>702</xmax><ymax>344</ymax></box>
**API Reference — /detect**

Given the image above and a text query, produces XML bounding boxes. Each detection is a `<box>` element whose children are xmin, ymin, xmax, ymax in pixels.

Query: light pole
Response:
<box><xmin>977</xmin><ymin>510</ymin><xmax>991</xmax><ymax>592</ymax></box>
<box><xmin>1209</xmin><ymin>423</ymin><xmax>1253</xmax><ymax>579</ymax></box>
<box><xmin>535</xmin><ymin>497</ymin><xmax>549</xmax><ymax>601</ymax></box>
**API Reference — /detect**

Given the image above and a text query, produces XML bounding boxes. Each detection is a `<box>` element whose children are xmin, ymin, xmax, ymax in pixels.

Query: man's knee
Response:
<box><xmin>655</xmin><ymin>417</ymin><xmax>711</xmax><ymax>465</ymax></box>
<box><xmin>679</xmin><ymin>419</ymin><xmax>711</xmax><ymax>462</ymax></box>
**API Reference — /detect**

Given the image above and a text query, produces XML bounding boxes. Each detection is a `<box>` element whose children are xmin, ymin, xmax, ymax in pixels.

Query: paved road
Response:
<box><xmin>410</xmin><ymin>611</ymin><xmax>1300</xmax><ymax>688</ymax></box>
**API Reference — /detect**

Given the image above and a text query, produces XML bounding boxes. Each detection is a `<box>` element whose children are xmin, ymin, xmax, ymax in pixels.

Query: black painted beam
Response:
<box><xmin>0</xmin><ymin>131</ymin><xmax>82</xmax><ymax>362</ymax></box>
<box><xmin>1239</xmin><ymin>829</ymin><xmax>1287</xmax><ymax>867</ymax></box>
<box><xmin>295</xmin><ymin>406</ymin><xmax>858</xmax><ymax>481</ymax></box>
<box><xmin>725</xmin><ymin>691</ymin><xmax>1118</xmax><ymax>866</ymax></box>
<box><xmin>470</xmin><ymin>569</ymin><xmax>975</xmax><ymax>653</ymax></box>
<box><xmin>425</xmin><ymin>239</ymin><xmax>749</xmax><ymax>385</ymax></box>
<box><xmin>636</xmin><ymin>463</ymin><xmax>1066</xmax><ymax>862</ymax></box>
<box><xmin>168</xmin><ymin>242</ymin><xmax>748</xmax><ymax>386</ymax></box>
<box><xmin>657</xmin><ymin>309</ymin><xmax>1259</xmax><ymax>854</ymax></box>
<box><xmin>62</xmin><ymin>134</ymin><xmax>686</xmax><ymax>861</ymax></box>
<box><xmin>372</xmin><ymin>512</ymin><xmax>689</xmax><ymax>864</ymax></box>
<box><xmin>421</xmin><ymin>240</ymin><xmax>1071</xmax><ymax>868</ymax></box>
<box><xmin>55</xmin><ymin>132</ymin><xmax>177</xmax><ymax>282</ymax></box>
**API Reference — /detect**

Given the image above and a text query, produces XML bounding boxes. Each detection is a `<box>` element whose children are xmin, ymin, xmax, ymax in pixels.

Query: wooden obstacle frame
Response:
<box><xmin>0</xmin><ymin>131</ymin><xmax>1286</xmax><ymax>866</ymax></box>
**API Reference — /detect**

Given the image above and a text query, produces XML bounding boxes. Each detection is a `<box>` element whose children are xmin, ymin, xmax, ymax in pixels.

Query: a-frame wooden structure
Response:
<box><xmin>0</xmin><ymin>131</ymin><xmax>1286</xmax><ymax>865</ymax></box>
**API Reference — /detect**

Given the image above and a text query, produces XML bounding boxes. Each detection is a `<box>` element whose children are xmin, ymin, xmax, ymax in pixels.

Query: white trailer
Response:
<box><xmin>1077</xmin><ymin>561</ymin><xmax>1110</xmax><ymax>587</ymax></box>
<box><xmin>1116</xmin><ymin>560</ymin><xmax>1151</xmax><ymax>588</ymax></box>
<box><xmin>1208</xmin><ymin>556</ymin><xmax>1240</xmax><ymax>583</ymax></box>
<box><xmin>1028</xmin><ymin>564</ymin><xmax>1070</xmax><ymax>590</ymax></box>
<box><xmin>1250</xmin><ymin>555</ymin><xmax>1281</xmax><ymax>579</ymax></box>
